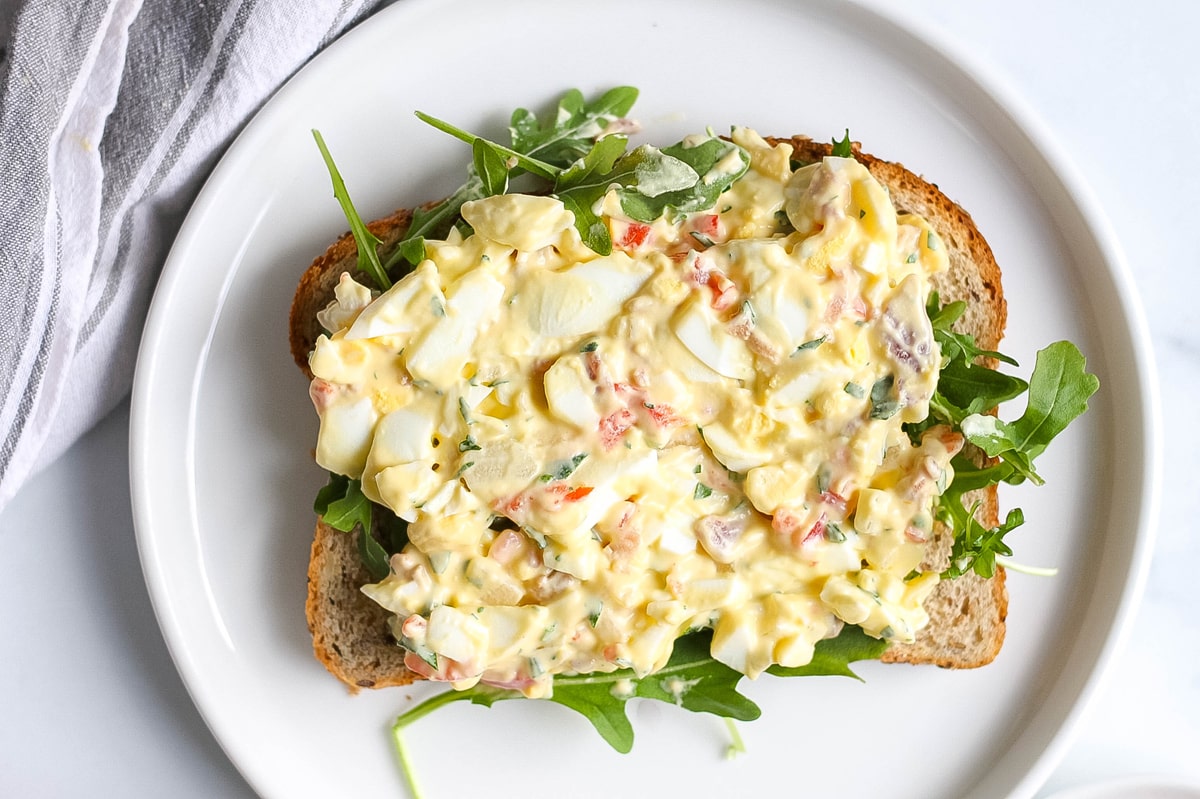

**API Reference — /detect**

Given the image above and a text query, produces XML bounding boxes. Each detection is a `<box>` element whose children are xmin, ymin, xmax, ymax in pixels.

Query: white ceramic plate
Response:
<box><xmin>130</xmin><ymin>1</ymin><xmax>1159</xmax><ymax>797</ymax></box>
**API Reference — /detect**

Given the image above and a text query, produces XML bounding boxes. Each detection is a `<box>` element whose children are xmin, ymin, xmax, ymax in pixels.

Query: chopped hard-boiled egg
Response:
<box><xmin>308</xmin><ymin>130</ymin><xmax>960</xmax><ymax>697</ymax></box>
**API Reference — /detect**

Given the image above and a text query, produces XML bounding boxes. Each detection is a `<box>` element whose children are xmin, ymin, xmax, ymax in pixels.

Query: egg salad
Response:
<box><xmin>306</xmin><ymin>128</ymin><xmax>964</xmax><ymax>698</ymax></box>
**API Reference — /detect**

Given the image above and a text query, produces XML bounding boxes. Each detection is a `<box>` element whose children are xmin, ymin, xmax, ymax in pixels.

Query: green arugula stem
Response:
<box><xmin>394</xmin><ymin>685</ymin><xmax>505</xmax><ymax>732</ymax></box>
<box><xmin>312</xmin><ymin>130</ymin><xmax>392</xmax><ymax>290</ymax></box>
<box><xmin>414</xmin><ymin>111</ymin><xmax>561</xmax><ymax>180</ymax></box>
<box><xmin>723</xmin><ymin>718</ymin><xmax>745</xmax><ymax>759</ymax></box>
<box><xmin>999</xmin><ymin>451</ymin><xmax>1045</xmax><ymax>486</ymax></box>
<box><xmin>391</xmin><ymin>724</ymin><xmax>427</xmax><ymax>799</ymax></box>
<box><xmin>928</xmin><ymin>393</ymin><xmax>958</xmax><ymax>426</ymax></box>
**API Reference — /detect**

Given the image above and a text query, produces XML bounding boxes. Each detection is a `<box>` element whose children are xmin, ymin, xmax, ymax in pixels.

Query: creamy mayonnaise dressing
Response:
<box><xmin>308</xmin><ymin>128</ymin><xmax>962</xmax><ymax>697</ymax></box>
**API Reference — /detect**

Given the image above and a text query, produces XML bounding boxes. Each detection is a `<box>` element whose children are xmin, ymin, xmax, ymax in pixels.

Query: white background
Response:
<box><xmin>1</xmin><ymin>1</ymin><xmax>1196</xmax><ymax>796</ymax></box>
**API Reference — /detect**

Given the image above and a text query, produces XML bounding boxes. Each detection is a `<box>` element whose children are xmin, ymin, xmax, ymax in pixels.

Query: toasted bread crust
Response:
<box><xmin>289</xmin><ymin>208</ymin><xmax>415</xmax><ymax>379</ymax></box>
<box><xmin>772</xmin><ymin>137</ymin><xmax>1009</xmax><ymax>667</ymax></box>
<box><xmin>294</xmin><ymin>136</ymin><xmax>1009</xmax><ymax>690</ymax></box>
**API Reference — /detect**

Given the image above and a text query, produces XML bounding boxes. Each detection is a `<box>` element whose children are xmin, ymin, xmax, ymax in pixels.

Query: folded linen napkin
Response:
<box><xmin>0</xmin><ymin>0</ymin><xmax>389</xmax><ymax>511</ymax></box>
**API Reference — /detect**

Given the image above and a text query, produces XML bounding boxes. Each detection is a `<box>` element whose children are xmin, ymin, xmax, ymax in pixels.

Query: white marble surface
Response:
<box><xmin>1</xmin><ymin>1</ymin><xmax>1196</xmax><ymax>796</ymax></box>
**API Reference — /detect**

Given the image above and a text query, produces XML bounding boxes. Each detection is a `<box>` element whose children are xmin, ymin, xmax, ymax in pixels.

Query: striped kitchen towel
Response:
<box><xmin>0</xmin><ymin>0</ymin><xmax>389</xmax><ymax>511</ymax></box>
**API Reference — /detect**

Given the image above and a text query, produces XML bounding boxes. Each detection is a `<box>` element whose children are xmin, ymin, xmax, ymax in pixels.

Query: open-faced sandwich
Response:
<box><xmin>288</xmin><ymin>87</ymin><xmax>1097</xmax><ymax>769</ymax></box>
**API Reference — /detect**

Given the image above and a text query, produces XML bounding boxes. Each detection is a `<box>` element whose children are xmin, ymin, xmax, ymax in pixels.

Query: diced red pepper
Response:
<box><xmin>617</xmin><ymin>222</ymin><xmax>651</xmax><ymax>249</ymax></box>
<box><xmin>598</xmin><ymin>408</ymin><xmax>637</xmax><ymax>450</ymax></box>
<box><xmin>802</xmin><ymin>513</ymin><xmax>828</xmax><ymax>544</ymax></box>
<box><xmin>820</xmin><ymin>491</ymin><xmax>848</xmax><ymax>513</ymax></box>
<box><xmin>693</xmin><ymin>213</ymin><xmax>720</xmax><ymax>237</ymax></box>
<box><xmin>543</xmin><ymin>483</ymin><xmax>594</xmax><ymax>503</ymax></box>
<box><xmin>706</xmin><ymin>270</ymin><xmax>739</xmax><ymax>311</ymax></box>
<box><xmin>644</xmin><ymin>401</ymin><xmax>684</xmax><ymax>428</ymax></box>
<box><xmin>496</xmin><ymin>493</ymin><xmax>529</xmax><ymax>518</ymax></box>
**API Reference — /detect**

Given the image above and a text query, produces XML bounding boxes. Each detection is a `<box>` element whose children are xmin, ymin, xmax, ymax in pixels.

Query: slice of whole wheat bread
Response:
<box><xmin>291</xmin><ymin>136</ymin><xmax>1009</xmax><ymax>691</ymax></box>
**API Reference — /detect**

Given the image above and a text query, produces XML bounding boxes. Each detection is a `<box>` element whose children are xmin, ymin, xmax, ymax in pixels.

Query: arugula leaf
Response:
<box><xmin>387</xmin><ymin>176</ymin><xmax>485</xmax><ymax>272</ymax></box>
<box><xmin>917</xmin><ymin>291</ymin><xmax>1099</xmax><ymax>577</ymax></box>
<box><xmin>927</xmin><ymin>294</ymin><xmax>1018</xmax><ymax>367</ymax></box>
<box><xmin>555</xmin><ymin>133</ymin><xmax>750</xmax><ymax>254</ymax></box>
<box><xmin>926</xmin><ymin>335</ymin><xmax>1096</xmax><ymax>576</ymax></box>
<box><xmin>831</xmin><ymin>128</ymin><xmax>853</xmax><ymax>158</ymax></box>
<box><xmin>959</xmin><ymin>341</ymin><xmax>1099</xmax><ymax>486</ymax></box>
<box><xmin>509</xmin><ymin>86</ymin><xmax>638</xmax><ymax>166</ymax></box>
<box><xmin>617</xmin><ymin>136</ymin><xmax>750</xmax><ymax>222</ymax></box>
<box><xmin>415</xmin><ymin>101</ymin><xmax>749</xmax><ymax>256</ymax></box>
<box><xmin>472</xmin><ymin>138</ymin><xmax>511</xmax><ymax>199</ymax></box>
<box><xmin>313</xmin><ymin>473</ymin><xmax>370</xmax><ymax>531</ymax></box>
<box><xmin>389</xmin><ymin>623</ymin><xmax>881</xmax><ymax>771</ymax></box>
<box><xmin>313</xmin><ymin>473</ymin><xmax>394</xmax><ymax>581</ymax></box>
<box><xmin>312</xmin><ymin>130</ymin><xmax>392</xmax><ymax>290</ymax></box>
<box><xmin>391</xmin><ymin>630</ymin><xmax>759</xmax><ymax>755</ymax></box>
<box><xmin>767</xmin><ymin>624</ymin><xmax>889</xmax><ymax>679</ymax></box>
<box><xmin>616</xmin><ymin>632</ymin><xmax>759</xmax><ymax>724</ymax></box>
<box><xmin>933</xmin><ymin>357</ymin><xmax>1028</xmax><ymax>420</ymax></box>
<box><xmin>941</xmin><ymin>501</ymin><xmax>1024</xmax><ymax>579</ymax></box>
<box><xmin>384</xmin><ymin>87</ymin><xmax>638</xmax><ymax>271</ymax></box>
<box><xmin>553</xmin><ymin>134</ymin><xmax>632</xmax><ymax>254</ymax></box>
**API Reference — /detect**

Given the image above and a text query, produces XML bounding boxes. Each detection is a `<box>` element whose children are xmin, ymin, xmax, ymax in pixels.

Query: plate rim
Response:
<box><xmin>859</xmin><ymin>6</ymin><xmax>1161</xmax><ymax>798</ymax></box>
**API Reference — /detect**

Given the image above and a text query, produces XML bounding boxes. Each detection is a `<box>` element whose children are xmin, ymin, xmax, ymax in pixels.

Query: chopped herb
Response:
<box><xmin>539</xmin><ymin>453</ymin><xmax>587</xmax><ymax>482</ymax></box>
<box><xmin>580</xmin><ymin>340</ymin><xmax>599</xmax><ymax>353</ymax></box>
<box><xmin>458</xmin><ymin>435</ymin><xmax>482</xmax><ymax>453</ymax></box>
<box><xmin>773</xmin><ymin>208</ymin><xmax>794</xmax><ymax>231</ymax></box>
<box><xmin>824</xmin><ymin>522</ymin><xmax>846</xmax><ymax>543</ymax></box>
<box><xmin>690</xmin><ymin>231</ymin><xmax>716</xmax><ymax>248</ymax></box>
<box><xmin>844</xmin><ymin>381</ymin><xmax>864</xmax><ymax>398</ymax></box>
<box><xmin>926</xmin><ymin>230</ymin><xmax>938</xmax><ymax>250</ymax></box>
<box><xmin>405</xmin><ymin>640</ymin><xmax>438</xmax><ymax>672</ymax></box>
<box><xmin>793</xmin><ymin>335</ymin><xmax>827</xmax><ymax>354</ymax></box>
<box><xmin>693</xmin><ymin>464</ymin><xmax>702</xmax><ymax>474</ymax></box>
<box><xmin>454</xmin><ymin>461</ymin><xmax>475</xmax><ymax>478</ymax></box>
<box><xmin>693</xmin><ymin>483</ymin><xmax>713</xmax><ymax>500</ymax></box>
<box><xmin>906</xmin><ymin>252</ymin><xmax>917</xmax><ymax>264</ymax></box>
<box><xmin>816</xmin><ymin>463</ymin><xmax>832</xmax><ymax>494</ymax></box>
<box><xmin>869</xmin><ymin>375</ymin><xmax>901</xmax><ymax>420</ymax></box>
